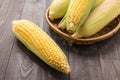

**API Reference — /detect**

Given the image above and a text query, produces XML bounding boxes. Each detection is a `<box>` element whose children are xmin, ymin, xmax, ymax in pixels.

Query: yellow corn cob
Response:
<box><xmin>12</xmin><ymin>20</ymin><xmax>71</xmax><ymax>74</ymax></box>
<box><xmin>69</xmin><ymin>0</ymin><xmax>89</xmax><ymax>24</ymax></box>
<box><xmin>58</xmin><ymin>0</ymin><xmax>95</xmax><ymax>33</ymax></box>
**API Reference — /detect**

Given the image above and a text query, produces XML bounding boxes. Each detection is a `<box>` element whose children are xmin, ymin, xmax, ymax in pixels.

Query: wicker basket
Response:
<box><xmin>45</xmin><ymin>8</ymin><xmax>120</xmax><ymax>44</ymax></box>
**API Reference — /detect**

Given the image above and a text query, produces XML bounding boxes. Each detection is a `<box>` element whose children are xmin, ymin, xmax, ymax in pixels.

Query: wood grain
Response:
<box><xmin>0</xmin><ymin>0</ymin><xmax>120</xmax><ymax>80</ymax></box>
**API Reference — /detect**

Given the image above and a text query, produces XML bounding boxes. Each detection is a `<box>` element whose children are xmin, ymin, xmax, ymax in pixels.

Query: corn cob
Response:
<box><xmin>58</xmin><ymin>0</ymin><xmax>95</xmax><ymax>33</ymax></box>
<box><xmin>92</xmin><ymin>0</ymin><xmax>104</xmax><ymax>9</ymax></box>
<box><xmin>72</xmin><ymin>0</ymin><xmax>120</xmax><ymax>38</ymax></box>
<box><xmin>12</xmin><ymin>20</ymin><xmax>71</xmax><ymax>74</ymax></box>
<box><xmin>49</xmin><ymin>0</ymin><xmax>70</xmax><ymax>21</ymax></box>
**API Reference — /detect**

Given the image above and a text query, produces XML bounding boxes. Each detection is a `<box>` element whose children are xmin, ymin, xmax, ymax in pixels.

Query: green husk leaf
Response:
<box><xmin>49</xmin><ymin>0</ymin><xmax>70</xmax><ymax>21</ymax></box>
<box><xmin>58</xmin><ymin>0</ymin><xmax>74</xmax><ymax>30</ymax></box>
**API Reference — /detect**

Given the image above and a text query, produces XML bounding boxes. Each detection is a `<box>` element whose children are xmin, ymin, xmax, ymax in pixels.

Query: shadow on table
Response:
<box><xmin>70</xmin><ymin>38</ymin><xmax>116</xmax><ymax>58</ymax></box>
<box><xmin>48</xmin><ymin>26</ymin><xmax>118</xmax><ymax>58</ymax></box>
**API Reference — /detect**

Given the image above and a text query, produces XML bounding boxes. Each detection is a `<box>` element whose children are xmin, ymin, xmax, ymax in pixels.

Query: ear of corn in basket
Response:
<box><xmin>58</xmin><ymin>0</ymin><xmax>95</xmax><ymax>33</ymax></box>
<box><xmin>72</xmin><ymin>0</ymin><xmax>120</xmax><ymax>38</ymax></box>
<box><xmin>49</xmin><ymin>0</ymin><xmax>70</xmax><ymax>21</ymax></box>
<box><xmin>12</xmin><ymin>20</ymin><xmax>71</xmax><ymax>74</ymax></box>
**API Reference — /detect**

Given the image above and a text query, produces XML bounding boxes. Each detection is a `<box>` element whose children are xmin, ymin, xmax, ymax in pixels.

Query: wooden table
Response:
<box><xmin>0</xmin><ymin>0</ymin><xmax>120</xmax><ymax>80</ymax></box>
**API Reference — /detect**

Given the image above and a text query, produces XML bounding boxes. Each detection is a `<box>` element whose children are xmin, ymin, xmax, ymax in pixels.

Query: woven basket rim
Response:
<box><xmin>45</xmin><ymin>8</ymin><xmax>120</xmax><ymax>44</ymax></box>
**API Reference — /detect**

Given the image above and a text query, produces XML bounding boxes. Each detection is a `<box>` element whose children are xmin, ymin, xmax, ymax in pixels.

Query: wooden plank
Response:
<box><xmin>69</xmin><ymin>44</ymin><xmax>102</xmax><ymax>80</ymax></box>
<box><xmin>98</xmin><ymin>32</ymin><xmax>120</xmax><ymax>80</ymax></box>
<box><xmin>0</xmin><ymin>0</ymin><xmax>25</xmax><ymax>79</ymax></box>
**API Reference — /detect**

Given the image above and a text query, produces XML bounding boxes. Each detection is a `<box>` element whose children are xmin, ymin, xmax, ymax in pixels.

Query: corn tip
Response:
<box><xmin>65</xmin><ymin>67</ymin><xmax>71</xmax><ymax>74</ymax></box>
<box><xmin>12</xmin><ymin>20</ymin><xmax>19</xmax><ymax>25</ymax></box>
<box><xmin>62</xmin><ymin>66</ymin><xmax>71</xmax><ymax>74</ymax></box>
